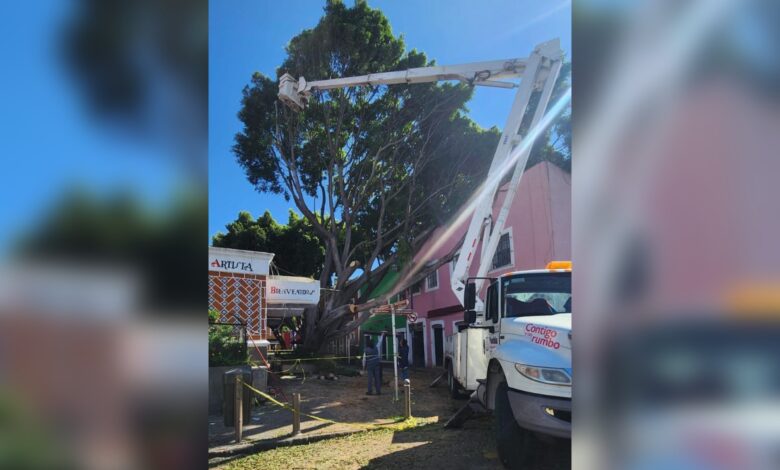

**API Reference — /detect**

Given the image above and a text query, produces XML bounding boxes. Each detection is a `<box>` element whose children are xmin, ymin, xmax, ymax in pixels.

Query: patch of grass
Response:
<box><xmin>217</xmin><ymin>429</ymin><xmax>385</xmax><ymax>469</ymax></box>
<box><xmin>381</xmin><ymin>414</ymin><xmax>440</xmax><ymax>429</ymax></box>
<box><xmin>392</xmin><ymin>417</ymin><xmax>423</xmax><ymax>431</ymax></box>
<box><xmin>379</xmin><ymin>416</ymin><xmax>423</xmax><ymax>431</ymax></box>
<box><xmin>217</xmin><ymin>419</ymin><xmax>432</xmax><ymax>469</ymax></box>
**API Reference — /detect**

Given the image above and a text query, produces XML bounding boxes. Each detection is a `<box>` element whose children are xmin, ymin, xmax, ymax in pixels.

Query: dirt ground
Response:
<box><xmin>210</xmin><ymin>366</ymin><xmax>569</xmax><ymax>469</ymax></box>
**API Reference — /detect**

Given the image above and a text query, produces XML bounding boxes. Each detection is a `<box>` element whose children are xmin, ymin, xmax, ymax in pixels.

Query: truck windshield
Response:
<box><xmin>502</xmin><ymin>272</ymin><xmax>571</xmax><ymax>317</ymax></box>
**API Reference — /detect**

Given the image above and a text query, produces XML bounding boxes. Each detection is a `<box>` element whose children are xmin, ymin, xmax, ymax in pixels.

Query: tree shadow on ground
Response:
<box><xmin>363</xmin><ymin>418</ymin><xmax>571</xmax><ymax>470</ymax></box>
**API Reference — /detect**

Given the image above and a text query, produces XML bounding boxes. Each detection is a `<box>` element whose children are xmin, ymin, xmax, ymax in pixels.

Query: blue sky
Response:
<box><xmin>0</xmin><ymin>1</ymin><xmax>187</xmax><ymax>256</ymax></box>
<box><xmin>209</xmin><ymin>0</ymin><xmax>571</xmax><ymax>240</ymax></box>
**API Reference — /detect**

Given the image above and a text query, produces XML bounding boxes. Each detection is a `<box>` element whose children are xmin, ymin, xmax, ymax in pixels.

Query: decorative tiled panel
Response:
<box><xmin>208</xmin><ymin>273</ymin><xmax>266</xmax><ymax>339</ymax></box>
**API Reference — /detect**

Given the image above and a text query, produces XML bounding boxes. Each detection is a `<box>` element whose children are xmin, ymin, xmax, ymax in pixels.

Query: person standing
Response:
<box><xmin>398</xmin><ymin>338</ymin><xmax>410</xmax><ymax>381</ymax></box>
<box><xmin>363</xmin><ymin>335</ymin><xmax>382</xmax><ymax>395</ymax></box>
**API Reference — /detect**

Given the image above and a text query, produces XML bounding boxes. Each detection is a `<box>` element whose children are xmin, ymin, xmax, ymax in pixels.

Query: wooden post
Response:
<box><xmin>403</xmin><ymin>380</ymin><xmax>411</xmax><ymax>419</ymax></box>
<box><xmin>234</xmin><ymin>374</ymin><xmax>243</xmax><ymax>443</ymax></box>
<box><xmin>292</xmin><ymin>393</ymin><xmax>301</xmax><ymax>436</ymax></box>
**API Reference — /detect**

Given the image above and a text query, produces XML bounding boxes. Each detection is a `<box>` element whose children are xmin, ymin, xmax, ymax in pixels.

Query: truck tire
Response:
<box><xmin>494</xmin><ymin>380</ymin><xmax>532</xmax><ymax>469</ymax></box>
<box><xmin>447</xmin><ymin>362</ymin><xmax>461</xmax><ymax>399</ymax></box>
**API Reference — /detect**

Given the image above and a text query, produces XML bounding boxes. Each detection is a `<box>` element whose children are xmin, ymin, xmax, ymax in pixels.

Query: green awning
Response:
<box><xmin>369</xmin><ymin>270</ymin><xmax>398</xmax><ymax>298</ymax></box>
<box><xmin>361</xmin><ymin>266</ymin><xmax>402</xmax><ymax>301</ymax></box>
<box><xmin>361</xmin><ymin>266</ymin><xmax>405</xmax><ymax>334</ymax></box>
<box><xmin>360</xmin><ymin>313</ymin><xmax>406</xmax><ymax>358</ymax></box>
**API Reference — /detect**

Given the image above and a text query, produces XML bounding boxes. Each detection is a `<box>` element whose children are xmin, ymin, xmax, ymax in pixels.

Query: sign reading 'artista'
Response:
<box><xmin>210</xmin><ymin>259</ymin><xmax>254</xmax><ymax>272</ymax></box>
<box><xmin>208</xmin><ymin>247</ymin><xmax>273</xmax><ymax>275</ymax></box>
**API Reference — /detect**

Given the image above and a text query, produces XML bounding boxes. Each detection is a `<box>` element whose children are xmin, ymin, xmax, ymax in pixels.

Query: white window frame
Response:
<box><xmin>425</xmin><ymin>268</ymin><xmax>439</xmax><ymax>292</ymax></box>
<box><xmin>488</xmin><ymin>227</ymin><xmax>515</xmax><ymax>273</ymax></box>
<box><xmin>429</xmin><ymin>320</ymin><xmax>445</xmax><ymax>367</ymax></box>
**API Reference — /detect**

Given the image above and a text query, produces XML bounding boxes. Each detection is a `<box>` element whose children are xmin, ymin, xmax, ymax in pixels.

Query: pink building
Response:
<box><xmin>403</xmin><ymin>162</ymin><xmax>571</xmax><ymax>367</ymax></box>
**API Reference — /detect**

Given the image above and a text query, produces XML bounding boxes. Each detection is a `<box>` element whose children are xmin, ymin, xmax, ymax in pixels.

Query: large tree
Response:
<box><xmin>212</xmin><ymin>210</ymin><xmax>325</xmax><ymax>278</ymax></box>
<box><xmin>233</xmin><ymin>0</ymin><xmax>570</xmax><ymax>351</ymax></box>
<box><xmin>233</xmin><ymin>0</ymin><xmax>499</xmax><ymax>351</ymax></box>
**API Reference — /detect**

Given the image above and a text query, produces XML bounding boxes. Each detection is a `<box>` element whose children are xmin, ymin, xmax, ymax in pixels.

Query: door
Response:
<box><xmin>411</xmin><ymin>324</ymin><xmax>425</xmax><ymax>367</ymax></box>
<box><xmin>433</xmin><ymin>325</ymin><xmax>444</xmax><ymax>367</ymax></box>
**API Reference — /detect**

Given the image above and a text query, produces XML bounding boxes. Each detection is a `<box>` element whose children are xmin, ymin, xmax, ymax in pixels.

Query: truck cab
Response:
<box><xmin>445</xmin><ymin>261</ymin><xmax>571</xmax><ymax>466</ymax></box>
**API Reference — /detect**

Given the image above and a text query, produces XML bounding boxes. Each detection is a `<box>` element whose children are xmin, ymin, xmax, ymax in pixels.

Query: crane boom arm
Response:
<box><xmin>278</xmin><ymin>58</ymin><xmax>527</xmax><ymax>110</ymax></box>
<box><xmin>448</xmin><ymin>39</ymin><xmax>563</xmax><ymax>316</ymax></box>
<box><xmin>277</xmin><ymin>39</ymin><xmax>564</xmax><ymax>317</ymax></box>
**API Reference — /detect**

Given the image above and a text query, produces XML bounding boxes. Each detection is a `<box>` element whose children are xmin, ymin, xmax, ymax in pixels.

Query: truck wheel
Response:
<box><xmin>447</xmin><ymin>362</ymin><xmax>461</xmax><ymax>399</ymax></box>
<box><xmin>494</xmin><ymin>381</ymin><xmax>531</xmax><ymax>469</ymax></box>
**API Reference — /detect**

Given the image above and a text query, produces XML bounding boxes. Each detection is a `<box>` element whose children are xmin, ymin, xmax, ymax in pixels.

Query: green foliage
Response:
<box><xmin>232</xmin><ymin>0</ymin><xmax>499</xmax><ymax>276</ymax></box>
<box><xmin>208</xmin><ymin>309</ymin><xmax>248</xmax><ymax>367</ymax></box>
<box><xmin>208</xmin><ymin>309</ymin><xmax>219</xmax><ymax>323</ymax></box>
<box><xmin>212</xmin><ymin>210</ymin><xmax>325</xmax><ymax>278</ymax></box>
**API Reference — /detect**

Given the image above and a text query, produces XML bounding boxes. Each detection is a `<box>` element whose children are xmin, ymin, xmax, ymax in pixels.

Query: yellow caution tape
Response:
<box><xmin>287</xmin><ymin>359</ymin><xmax>306</xmax><ymax>383</ymax></box>
<box><xmin>270</xmin><ymin>355</ymin><xmax>364</xmax><ymax>362</ymax></box>
<box><xmin>280</xmin><ymin>359</ymin><xmax>302</xmax><ymax>374</ymax></box>
<box><xmin>242</xmin><ymin>382</ymin><xmax>416</xmax><ymax>432</ymax></box>
<box><xmin>243</xmin><ymin>381</ymin><xmax>345</xmax><ymax>426</ymax></box>
<box><xmin>255</xmin><ymin>359</ymin><xmax>306</xmax><ymax>382</ymax></box>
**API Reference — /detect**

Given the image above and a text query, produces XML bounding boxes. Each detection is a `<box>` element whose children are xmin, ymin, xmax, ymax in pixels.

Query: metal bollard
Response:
<box><xmin>403</xmin><ymin>379</ymin><xmax>411</xmax><ymax>419</ymax></box>
<box><xmin>234</xmin><ymin>375</ymin><xmax>243</xmax><ymax>442</ymax></box>
<box><xmin>292</xmin><ymin>393</ymin><xmax>301</xmax><ymax>436</ymax></box>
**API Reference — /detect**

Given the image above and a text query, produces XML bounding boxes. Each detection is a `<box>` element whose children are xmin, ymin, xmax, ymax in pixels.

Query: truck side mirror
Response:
<box><xmin>464</xmin><ymin>310</ymin><xmax>476</xmax><ymax>324</ymax></box>
<box><xmin>464</xmin><ymin>282</ymin><xmax>476</xmax><ymax>310</ymax></box>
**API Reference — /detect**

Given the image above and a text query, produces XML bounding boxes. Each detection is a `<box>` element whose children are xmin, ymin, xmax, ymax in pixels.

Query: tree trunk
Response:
<box><xmin>299</xmin><ymin>243</ymin><xmax>461</xmax><ymax>353</ymax></box>
<box><xmin>301</xmin><ymin>306</ymin><xmax>321</xmax><ymax>352</ymax></box>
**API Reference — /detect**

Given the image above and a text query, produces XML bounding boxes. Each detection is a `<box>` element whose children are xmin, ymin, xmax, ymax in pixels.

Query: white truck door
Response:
<box><xmin>463</xmin><ymin>327</ymin><xmax>490</xmax><ymax>391</ymax></box>
<box><xmin>485</xmin><ymin>281</ymin><xmax>502</xmax><ymax>353</ymax></box>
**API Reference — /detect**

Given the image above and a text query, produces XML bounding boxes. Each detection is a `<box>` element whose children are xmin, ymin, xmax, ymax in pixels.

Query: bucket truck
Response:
<box><xmin>278</xmin><ymin>38</ymin><xmax>569</xmax><ymax>467</ymax></box>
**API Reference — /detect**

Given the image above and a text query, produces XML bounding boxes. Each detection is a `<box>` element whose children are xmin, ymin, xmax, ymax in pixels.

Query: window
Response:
<box><xmin>501</xmin><ymin>273</ymin><xmax>571</xmax><ymax>318</ymax></box>
<box><xmin>491</xmin><ymin>232</ymin><xmax>512</xmax><ymax>270</ymax></box>
<box><xmin>450</xmin><ymin>252</ymin><xmax>460</xmax><ymax>276</ymax></box>
<box><xmin>426</xmin><ymin>269</ymin><xmax>439</xmax><ymax>290</ymax></box>
<box><xmin>411</xmin><ymin>280</ymin><xmax>422</xmax><ymax>295</ymax></box>
<box><xmin>487</xmin><ymin>281</ymin><xmax>499</xmax><ymax>323</ymax></box>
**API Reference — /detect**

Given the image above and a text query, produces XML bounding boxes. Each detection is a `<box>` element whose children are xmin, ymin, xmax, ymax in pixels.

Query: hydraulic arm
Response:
<box><xmin>278</xmin><ymin>39</ymin><xmax>564</xmax><ymax>315</ymax></box>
